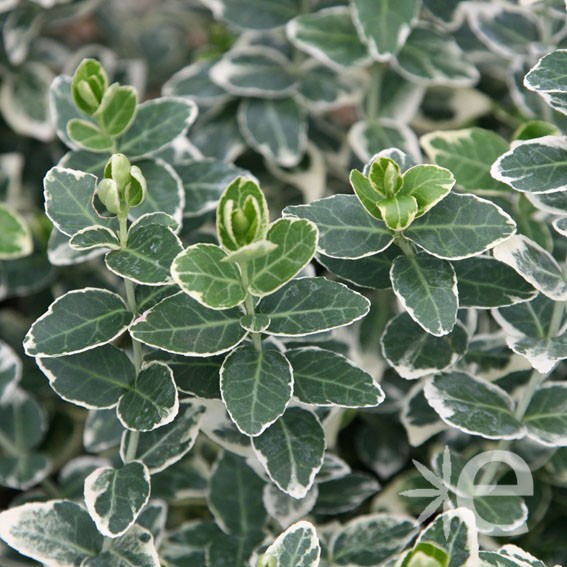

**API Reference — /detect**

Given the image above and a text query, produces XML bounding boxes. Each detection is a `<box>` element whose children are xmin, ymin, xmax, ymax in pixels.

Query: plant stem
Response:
<box><xmin>240</xmin><ymin>264</ymin><xmax>262</xmax><ymax>352</ymax></box>
<box><xmin>366</xmin><ymin>63</ymin><xmax>385</xmax><ymax>122</ymax></box>
<box><xmin>394</xmin><ymin>235</ymin><xmax>415</xmax><ymax>257</ymax></box>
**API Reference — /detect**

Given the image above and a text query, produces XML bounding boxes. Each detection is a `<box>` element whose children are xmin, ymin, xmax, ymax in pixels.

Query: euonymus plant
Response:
<box><xmin>0</xmin><ymin>1</ymin><xmax>566</xmax><ymax>566</ymax></box>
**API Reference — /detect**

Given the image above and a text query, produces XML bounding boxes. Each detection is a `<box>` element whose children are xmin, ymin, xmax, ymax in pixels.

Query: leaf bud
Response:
<box><xmin>97</xmin><ymin>178</ymin><xmax>121</xmax><ymax>214</ymax></box>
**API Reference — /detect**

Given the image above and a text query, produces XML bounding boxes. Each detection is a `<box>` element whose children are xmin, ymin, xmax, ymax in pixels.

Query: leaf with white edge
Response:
<box><xmin>201</xmin><ymin>0</ymin><xmax>299</xmax><ymax>30</ymax></box>
<box><xmin>253</xmin><ymin>407</ymin><xmax>325</xmax><ymax>498</ymax></box>
<box><xmin>117</xmin><ymin>361</ymin><xmax>179</xmax><ymax>432</ymax></box>
<box><xmin>172</xmin><ymin>243</ymin><xmax>246</xmax><ymax>309</ymax></box>
<box><xmin>286</xmin><ymin>7</ymin><xmax>371</xmax><ymax>70</ymax></box>
<box><xmin>381</xmin><ymin>313</ymin><xmax>468</xmax><ymax>380</ymax></box>
<box><xmin>421</xmin><ymin>128</ymin><xmax>509</xmax><ymax>193</ymax></box>
<box><xmin>84</xmin><ymin>409</ymin><xmax>123</xmax><ymax>453</ymax></box>
<box><xmin>284</xmin><ymin>195</ymin><xmax>394</xmax><ymax>259</ymax></box>
<box><xmin>220</xmin><ymin>344</ymin><xmax>293</xmax><ymax>437</ymax></box>
<box><xmin>378</xmin><ymin>195</ymin><xmax>418</xmax><ymax>231</ymax></box>
<box><xmin>130</xmin><ymin>292</ymin><xmax>246</xmax><ymax>356</ymax></box>
<box><xmin>84</xmin><ymin>461</ymin><xmax>150</xmax><ymax>538</ymax></box>
<box><xmin>523</xmin><ymin>384</ymin><xmax>567</xmax><ymax>447</ymax></box>
<box><xmin>0</xmin><ymin>500</ymin><xmax>103</xmax><ymax>566</ymax></box>
<box><xmin>43</xmin><ymin>167</ymin><xmax>116</xmax><ymax>237</ymax></box>
<box><xmin>0</xmin><ymin>341</ymin><xmax>21</xmax><ymax>402</ymax></box>
<box><xmin>260</xmin><ymin>521</ymin><xmax>320</xmax><ymax>567</ymax></box>
<box><xmin>391</xmin><ymin>254</ymin><xmax>458</xmax><ymax>336</ymax></box>
<box><xmin>524</xmin><ymin>49</ymin><xmax>567</xmax><ymax>115</ymax></box>
<box><xmin>240</xmin><ymin>314</ymin><xmax>271</xmax><ymax>333</ymax></box>
<box><xmin>248</xmin><ymin>218</ymin><xmax>318</xmax><ymax>296</ymax></box>
<box><xmin>263</xmin><ymin>484</ymin><xmax>318</xmax><ymax>530</ymax></box>
<box><xmin>351</xmin><ymin>0</ymin><xmax>418</xmax><ymax>60</ymax></box>
<box><xmin>37</xmin><ymin>344</ymin><xmax>134</xmax><ymax>409</ymax></box>
<box><xmin>471</xmin><ymin>495</ymin><xmax>528</xmax><ymax>537</ymax></box>
<box><xmin>329</xmin><ymin>513</ymin><xmax>417</xmax><ymax>566</ymax></box>
<box><xmin>0</xmin><ymin>204</ymin><xmax>32</xmax><ymax>260</ymax></box>
<box><xmin>490</xmin><ymin>136</ymin><xmax>567</xmax><ymax>194</ymax></box>
<box><xmin>211</xmin><ymin>47</ymin><xmax>296</xmax><ymax>97</ymax></box>
<box><xmin>118</xmin><ymin>97</ymin><xmax>198</xmax><ymax>159</ymax></box>
<box><xmin>160</xmin><ymin>520</ymin><xmax>222</xmax><ymax>567</ymax></box>
<box><xmin>401</xmin><ymin>383</ymin><xmax>446</xmax><ymax>447</ymax></box>
<box><xmin>400</xmin><ymin>164</ymin><xmax>454</xmax><ymax>217</ymax></box>
<box><xmin>82</xmin><ymin>525</ymin><xmax>160</xmax><ymax>567</ymax></box>
<box><xmin>24</xmin><ymin>288</ymin><xmax>132</xmax><ymax>358</ymax></box>
<box><xmin>50</xmin><ymin>75</ymin><xmax>85</xmax><ymax>148</ymax></box>
<box><xmin>506</xmin><ymin>334</ymin><xmax>567</xmax><ymax>374</ymax></box>
<box><xmin>404</xmin><ymin>192</ymin><xmax>516</xmax><ymax>260</ymax></box>
<box><xmin>130</xmin><ymin>212</ymin><xmax>180</xmax><ymax>232</ymax></box>
<box><xmin>0</xmin><ymin>451</ymin><xmax>51</xmax><ymax>492</ymax></box>
<box><xmin>258</xmin><ymin>277</ymin><xmax>370</xmax><ymax>336</ymax></box>
<box><xmin>454</xmin><ymin>256</ymin><xmax>537</xmax><ymax>308</ymax></box>
<box><xmin>94</xmin><ymin>84</ymin><xmax>137</xmax><ymax>137</ymax></box>
<box><xmin>286</xmin><ymin>347</ymin><xmax>384</xmax><ymax>407</ymax></box>
<box><xmin>69</xmin><ymin>225</ymin><xmax>120</xmax><ymax>251</ymax></box>
<box><xmin>424</xmin><ymin>372</ymin><xmax>524</xmax><ymax>440</ymax></box>
<box><xmin>493</xmin><ymin>234</ymin><xmax>567</xmax><ymax>301</ymax></box>
<box><xmin>238</xmin><ymin>97</ymin><xmax>306</xmax><ymax>168</ymax></box>
<box><xmin>314</xmin><ymin>472</ymin><xmax>380</xmax><ymax>515</ymax></box>
<box><xmin>553</xmin><ymin>216</ymin><xmax>567</xmax><ymax>237</ymax></box>
<box><xmin>48</xmin><ymin>227</ymin><xmax>106</xmax><ymax>267</ymax></box>
<box><xmin>484</xmin><ymin>544</ymin><xmax>547</xmax><ymax>567</ymax></box>
<box><xmin>209</xmin><ymin>451</ymin><xmax>267</xmax><ymax>536</ymax></box>
<box><xmin>67</xmin><ymin>119</ymin><xmax>113</xmax><ymax>152</ymax></box>
<box><xmin>120</xmin><ymin>401</ymin><xmax>205</xmax><ymax>472</ymax></box>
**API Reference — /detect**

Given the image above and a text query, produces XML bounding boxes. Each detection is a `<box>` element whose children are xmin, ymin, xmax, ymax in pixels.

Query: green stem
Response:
<box><xmin>366</xmin><ymin>63</ymin><xmax>385</xmax><ymax>122</ymax></box>
<box><xmin>394</xmin><ymin>235</ymin><xmax>415</xmax><ymax>257</ymax></box>
<box><xmin>240</xmin><ymin>263</ymin><xmax>262</xmax><ymax>352</ymax></box>
<box><xmin>41</xmin><ymin>477</ymin><xmax>63</xmax><ymax>499</ymax></box>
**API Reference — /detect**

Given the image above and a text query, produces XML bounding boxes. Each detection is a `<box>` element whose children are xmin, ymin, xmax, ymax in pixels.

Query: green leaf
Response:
<box><xmin>0</xmin><ymin>341</ymin><xmax>21</xmax><ymax>402</ymax></box>
<box><xmin>404</xmin><ymin>192</ymin><xmax>516</xmax><ymax>260</ymax></box>
<box><xmin>253</xmin><ymin>407</ymin><xmax>325</xmax><ymax>498</ymax></box>
<box><xmin>69</xmin><ymin>225</ymin><xmax>120</xmax><ymax>251</ymax></box>
<box><xmin>314</xmin><ymin>472</ymin><xmax>380</xmax><ymax>515</ymax></box>
<box><xmin>84</xmin><ymin>461</ymin><xmax>150</xmax><ymax>538</ymax></box>
<box><xmin>400</xmin><ymin>164</ymin><xmax>454</xmax><ymax>216</ymax></box>
<box><xmin>37</xmin><ymin>344</ymin><xmax>134</xmax><ymax>409</ymax></box>
<box><xmin>506</xmin><ymin>334</ymin><xmax>567</xmax><ymax>374</ymax></box>
<box><xmin>493</xmin><ymin>294</ymin><xmax>558</xmax><ymax>338</ymax></box>
<box><xmin>248</xmin><ymin>218</ymin><xmax>318</xmax><ymax>296</ymax></box>
<box><xmin>171</xmin><ymin>243</ymin><xmax>246</xmax><ymax>309</ymax></box>
<box><xmin>160</xmin><ymin>521</ymin><xmax>222</xmax><ymax>567</ymax></box>
<box><xmin>95</xmin><ymin>84</ymin><xmax>137</xmax><ymax>137</ymax></box>
<box><xmin>286</xmin><ymin>347</ymin><xmax>384</xmax><ymax>407</ymax></box>
<box><xmin>51</xmin><ymin>75</ymin><xmax>86</xmax><ymax>148</ymax></box>
<box><xmin>209</xmin><ymin>451</ymin><xmax>267</xmax><ymax>535</ymax></box>
<box><xmin>120</xmin><ymin>401</ymin><xmax>205</xmax><ymax>472</ymax></box>
<box><xmin>0</xmin><ymin>500</ymin><xmax>103</xmax><ymax>566</ymax></box>
<box><xmin>391</xmin><ymin>254</ymin><xmax>458</xmax><ymax>336</ymax></box>
<box><xmin>0</xmin><ymin>204</ymin><xmax>32</xmax><ymax>260</ymax></box>
<box><xmin>453</xmin><ymin>256</ymin><xmax>537</xmax><ymax>308</ymax></box>
<box><xmin>261</xmin><ymin>521</ymin><xmax>320</xmax><ymax>567</ymax></box>
<box><xmin>211</xmin><ymin>47</ymin><xmax>296</xmax><ymax>97</ymax></box>
<box><xmin>284</xmin><ymin>195</ymin><xmax>394</xmax><ymax>259</ymax></box>
<box><xmin>378</xmin><ymin>195</ymin><xmax>418</xmax><ymax>231</ymax></box>
<box><xmin>67</xmin><ymin>119</ymin><xmax>114</xmax><ymax>152</ymax></box>
<box><xmin>105</xmin><ymin>224</ymin><xmax>182</xmax><ymax>286</ymax></box>
<box><xmin>287</xmin><ymin>7</ymin><xmax>370</xmax><ymax>70</ymax></box>
<box><xmin>258</xmin><ymin>277</ymin><xmax>370</xmax><ymax>336</ymax></box>
<box><xmin>208</xmin><ymin>532</ymin><xmax>263</xmax><ymax>567</ymax></box>
<box><xmin>523</xmin><ymin>384</ymin><xmax>567</xmax><ymax>447</ymax></box>
<box><xmin>240</xmin><ymin>314</ymin><xmax>271</xmax><ymax>333</ymax></box>
<box><xmin>220</xmin><ymin>344</ymin><xmax>293</xmax><ymax>436</ymax></box>
<box><xmin>401</xmin><ymin>383</ymin><xmax>447</xmax><ymax>447</ymax></box>
<box><xmin>43</xmin><ymin>166</ymin><xmax>116</xmax><ymax>237</ymax></box>
<box><xmin>524</xmin><ymin>49</ymin><xmax>567</xmax><ymax>115</ymax></box>
<box><xmin>118</xmin><ymin>97</ymin><xmax>198</xmax><ymax>159</ymax></box>
<box><xmin>130</xmin><ymin>292</ymin><xmax>246</xmax><ymax>356</ymax></box>
<box><xmin>381</xmin><ymin>313</ymin><xmax>468</xmax><ymax>379</ymax></box>
<box><xmin>493</xmin><ymin>234</ymin><xmax>567</xmax><ymax>301</ymax></box>
<box><xmin>84</xmin><ymin>408</ymin><xmax>123</xmax><ymax>453</ymax></box>
<box><xmin>117</xmin><ymin>361</ymin><xmax>179</xmax><ymax>431</ymax></box>
<box><xmin>263</xmin><ymin>484</ymin><xmax>318</xmax><ymax>530</ymax></box>
<box><xmin>424</xmin><ymin>372</ymin><xmax>525</xmax><ymax>439</ymax></box>
<box><xmin>351</xmin><ymin>0</ymin><xmax>419</xmax><ymax>60</ymax></box>
<box><xmin>202</xmin><ymin>0</ymin><xmax>299</xmax><ymax>30</ymax></box>
<box><xmin>24</xmin><ymin>288</ymin><xmax>132</xmax><ymax>357</ymax></box>
<box><xmin>421</xmin><ymin>128</ymin><xmax>509</xmax><ymax>193</ymax></box>
<box><xmin>239</xmin><ymin>97</ymin><xmax>306</xmax><ymax>167</ymax></box>
<box><xmin>71</xmin><ymin>58</ymin><xmax>108</xmax><ymax>115</ymax></box>
<box><xmin>490</xmin><ymin>136</ymin><xmax>567</xmax><ymax>194</ymax></box>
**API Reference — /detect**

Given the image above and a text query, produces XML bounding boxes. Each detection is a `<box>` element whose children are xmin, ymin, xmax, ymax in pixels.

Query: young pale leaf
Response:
<box><xmin>0</xmin><ymin>204</ymin><xmax>32</xmax><ymax>259</ymax></box>
<box><xmin>404</xmin><ymin>192</ymin><xmax>516</xmax><ymax>260</ymax></box>
<box><xmin>71</xmin><ymin>58</ymin><xmax>107</xmax><ymax>114</ymax></box>
<box><xmin>329</xmin><ymin>513</ymin><xmax>417</xmax><ymax>566</ymax></box>
<box><xmin>239</xmin><ymin>97</ymin><xmax>306</xmax><ymax>167</ymax></box>
<box><xmin>0</xmin><ymin>341</ymin><xmax>21</xmax><ymax>402</ymax></box>
<box><xmin>424</xmin><ymin>372</ymin><xmax>525</xmax><ymax>440</ymax></box>
<box><xmin>506</xmin><ymin>334</ymin><xmax>567</xmax><ymax>374</ymax></box>
<box><xmin>260</xmin><ymin>521</ymin><xmax>320</xmax><ymax>567</ymax></box>
<box><xmin>258</xmin><ymin>277</ymin><xmax>370</xmax><ymax>336</ymax></box>
<box><xmin>248</xmin><ymin>218</ymin><xmax>318</xmax><ymax>296</ymax></box>
<box><xmin>130</xmin><ymin>292</ymin><xmax>246</xmax><ymax>356</ymax></box>
<box><xmin>24</xmin><ymin>288</ymin><xmax>132</xmax><ymax>358</ymax></box>
<box><xmin>490</xmin><ymin>136</ymin><xmax>567</xmax><ymax>194</ymax></box>
<box><xmin>220</xmin><ymin>344</ymin><xmax>293</xmax><ymax>436</ymax></box>
<box><xmin>284</xmin><ymin>195</ymin><xmax>394</xmax><ymax>259</ymax></box>
<box><xmin>84</xmin><ymin>461</ymin><xmax>151</xmax><ymax>538</ymax></box>
<box><xmin>351</xmin><ymin>0</ymin><xmax>418</xmax><ymax>60</ymax></box>
<box><xmin>69</xmin><ymin>225</ymin><xmax>120</xmax><ymax>251</ymax></box>
<box><xmin>493</xmin><ymin>234</ymin><xmax>567</xmax><ymax>301</ymax></box>
<box><xmin>263</xmin><ymin>484</ymin><xmax>318</xmax><ymax>530</ymax></box>
<box><xmin>201</xmin><ymin>0</ymin><xmax>299</xmax><ymax>30</ymax></box>
<box><xmin>210</xmin><ymin>47</ymin><xmax>296</xmax><ymax>97</ymax></box>
<box><xmin>117</xmin><ymin>361</ymin><xmax>179</xmax><ymax>431</ymax></box>
<box><xmin>0</xmin><ymin>500</ymin><xmax>103</xmax><ymax>566</ymax></box>
<box><xmin>120</xmin><ymin>401</ymin><xmax>205</xmax><ymax>473</ymax></box>
<box><xmin>391</xmin><ymin>254</ymin><xmax>458</xmax><ymax>336</ymax></box>
<box><xmin>381</xmin><ymin>313</ymin><xmax>468</xmax><ymax>379</ymax></box>
<box><xmin>400</xmin><ymin>164</ymin><xmax>454</xmax><ymax>216</ymax></box>
<box><xmin>286</xmin><ymin>347</ymin><xmax>384</xmax><ymax>407</ymax></box>
<box><xmin>378</xmin><ymin>195</ymin><xmax>418</xmax><ymax>231</ymax></box>
<box><xmin>286</xmin><ymin>7</ymin><xmax>371</xmax><ymax>70</ymax></box>
<box><xmin>314</xmin><ymin>472</ymin><xmax>380</xmax><ymax>515</ymax></box>
<box><xmin>209</xmin><ymin>451</ymin><xmax>267</xmax><ymax>536</ymax></box>
<box><xmin>524</xmin><ymin>49</ymin><xmax>567</xmax><ymax>115</ymax></box>
<box><xmin>454</xmin><ymin>256</ymin><xmax>537</xmax><ymax>308</ymax></box>
<box><xmin>95</xmin><ymin>84</ymin><xmax>137</xmax><ymax>137</ymax></box>
<box><xmin>253</xmin><ymin>407</ymin><xmax>325</xmax><ymax>498</ymax></box>
<box><xmin>172</xmin><ymin>243</ymin><xmax>246</xmax><ymax>309</ymax></box>
<box><xmin>421</xmin><ymin>128</ymin><xmax>509</xmax><ymax>193</ymax></box>
<box><xmin>523</xmin><ymin>384</ymin><xmax>567</xmax><ymax>447</ymax></box>
<box><xmin>37</xmin><ymin>344</ymin><xmax>134</xmax><ymax>409</ymax></box>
